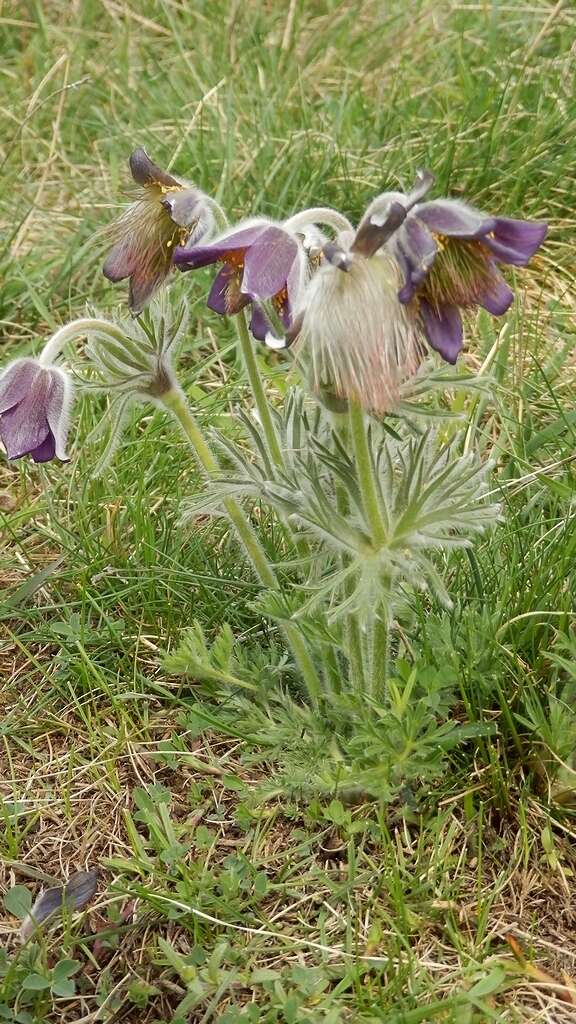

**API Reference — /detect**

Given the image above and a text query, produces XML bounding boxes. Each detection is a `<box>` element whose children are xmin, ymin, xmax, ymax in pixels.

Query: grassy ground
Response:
<box><xmin>1</xmin><ymin>1</ymin><xmax>576</xmax><ymax>1021</ymax></box>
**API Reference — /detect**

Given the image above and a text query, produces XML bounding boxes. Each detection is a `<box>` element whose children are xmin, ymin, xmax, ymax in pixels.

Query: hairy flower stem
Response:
<box><xmin>348</xmin><ymin>401</ymin><xmax>386</xmax><ymax>546</ymax></box>
<box><xmin>369</xmin><ymin>600</ymin><xmax>390</xmax><ymax>700</ymax></box>
<box><xmin>283</xmin><ymin>208</ymin><xmax>354</xmax><ymax>235</ymax></box>
<box><xmin>200</xmin><ymin>201</ymin><xmax>307</xmax><ymax>559</ymax></box>
<box><xmin>204</xmin><ymin>198</ymin><xmax>229</xmax><ymax>234</ymax></box>
<box><xmin>39</xmin><ymin>318</ymin><xmax>127</xmax><ymax>365</ymax></box>
<box><xmin>234</xmin><ymin>308</ymin><xmax>312</xmax><ymax>563</ymax></box>
<box><xmin>348</xmin><ymin>400</ymin><xmax>390</xmax><ymax>695</ymax></box>
<box><xmin>234</xmin><ymin>309</ymin><xmax>284</xmax><ymax>467</ymax></box>
<box><xmin>331</xmin><ymin>413</ymin><xmax>367</xmax><ymax>693</ymax></box>
<box><xmin>160</xmin><ymin>385</ymin><xmax>323</xmax><ymax>706</ymax></box>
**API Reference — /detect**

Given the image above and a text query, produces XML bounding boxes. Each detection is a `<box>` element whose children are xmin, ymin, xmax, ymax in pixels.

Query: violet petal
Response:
<box><xmin>160</xmin><ymin>188</ymin><xmax>202</xmax><ymax>229</ymax></box>
<box><xmin>103</xmin><ymin>240</ymin><xmax>135</xmax><ymax>284</ymax></box>
<box><xmin>129</xmin><ymin>148</ymin><xmax>179</xmax><ymax>188</ymax></box>
<box><xmin>285</xmin><ymin>253</ymin><xmax>302</xmax><ymax>319</ymax></box>
<box><xmin>45</xmin><ymin>369</ymin><xmax>72</xmax><ymax>461</ymax></box>
<box><xmin>129</xmin><ymin>269</ymin><xmax>166</xmax><ymax>315</ymax></box>
<box><xmin>0</xmin><ymin>369</ymin><xmax>54</xmax><ymax>459</ymax></box>
<box><xmin>279</xmin><ymin>296</ymin><xmax>292</xmax><ymax>329</ymax></box>
<box><xmin>283</xmin><ymin>311</ymin><xmax>304</xmax><ymax>349</ymax></box>
<box><xmin>19</xmin><ymin>869</ymin><xmax>98</xmax><ymax>942</ymax></box>
<box><xmin>405</xmin><ymin>169</ymin><xmax>435</xmax><ymax>209</ymax></box>
<box><xmin>242</xmin><ymin>226</ymin><xmax>299</xmax><ymax>300</ymax></box>
<box><xmin>415</xmin><ymin>199</ymin><xmax>495</xmax><ymax>238</ymax></box>
<box><xmin>483</xmin><ymin>217</ymin><xmax>547</xmax><ymax>266</ymax></box>
<box><xmin>249</xmin><ymin>304</ymin><xmax>271</xmax><ymax>341</ymax></box>
<box><xmin>395</xmin><ymin>246</ymin><xmax>416</xmax><ymax>304</ymax></box>
<box><xmin>174</xmin><ymin>224</ymin><xmax>267</xmax><ymax>270</ymax></box>
<box><xmin>206</xmin><ymin>265</ymin><xmax>231</xmax><ymax>314</ymax></box>
<box><xmin>396</xmin><ymin>217</ymin><xmax>437</xmax><ymax>303</ymax></box>
<box><xmin>351</xmin><ymin>201</ymin><xmax>407</xmax><ymax>258</ymax></box>
<box><xmin>322</xmin><ymin>242</ymin><xmax>352</xmax><ymax>271</ymax></box>
<box><xmin>0</xmin><ymin>360</ymin><xmax>40</xmax><ymax>414</ymax></box>
<box><xmin>29</xmin><ymin>432</ymin><xmax>56</xmax><ymax>463</ymax></box>
<box><xmin>206</xmin><ymin>266</ymin><xmax>250</xmax><ymax>316</ymax></box>
<box><xmin>478</xmin><ymin>268</ymin><xmax>514</xmax><ymax>315</ymax></box>
<box><xmin>420</xmin><ymin>299</ymin><xmax>463</xmax><ymax>363</ymax></box>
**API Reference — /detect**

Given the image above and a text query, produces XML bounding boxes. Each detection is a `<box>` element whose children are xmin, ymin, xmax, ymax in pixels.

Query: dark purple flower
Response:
<box><xmin>365</xmin><ymin>172</ymin><xmax>547</xmax><ymax>363</ymax></box>
<box><xmin>103</xmin><ymin>148</ymin><xmax>213</xmax><ymax>313</ymax></box>
<box><xmin>173</xmin><ymin>220</ymin><xmax>303</xmax><ymax>339</ymax></box>
<box><xmin>0</xmin><ymin>359</ymin><xmax>73</xmax><ymax>463</ymax></box>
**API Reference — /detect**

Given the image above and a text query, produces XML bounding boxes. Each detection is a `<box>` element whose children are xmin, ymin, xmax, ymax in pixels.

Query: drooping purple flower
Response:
<box><xmin>0</xmin><ymin>359</ymin><xmax>73</xmax><ymax>463</ymax></box>
<box><xmin>173</xmin><ymin>220</ymin><xmax>304</xmax><ymax>340</ymax></box>
<box><xmin>364</xmin><ymin>171</ymin><xmax>547</xmax><ymax>363</ymax></box>
<box><xmin>103</xmin><ymin>148</ymin><xmax>213</xmax><ymax>313</ymax></box>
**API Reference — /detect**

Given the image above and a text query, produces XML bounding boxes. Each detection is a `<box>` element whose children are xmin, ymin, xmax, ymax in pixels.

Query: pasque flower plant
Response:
<box><xmin>276</xmin><ymin>201</ymin><xmax>425</xmax><ymax>415</ymax></box>
<box><xmin>0</xmin><ymin>148</ymin><xmax>548</xmax><ymax>787</ymax></box>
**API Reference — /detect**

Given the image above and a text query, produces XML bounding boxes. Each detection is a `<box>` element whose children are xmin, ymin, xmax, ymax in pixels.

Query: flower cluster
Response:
<box><xmin>0</xmin><ymin>150</ymin><xmax>546</xmax><ymax>462</ymax></box>
<box><xmin>101</xmin><ymin>153</ymin><xmax>545</xmax><ymax>411</ymax></box>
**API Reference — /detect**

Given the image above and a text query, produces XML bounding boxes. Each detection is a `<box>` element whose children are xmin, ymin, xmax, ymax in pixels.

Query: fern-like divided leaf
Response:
<box><xmin>162</xmin><ymin>620</ymin><xmax>256</xmax><ymax>691</ymax></box>
<box><xmin>163</xmin><ymin>620</ymin><xmax>291</xmax><ymax>694</ymax></box>
<box><xmin>181</xmin><ymin>387</ymin><xmax>501</xmax><ymax>619</ymax></box>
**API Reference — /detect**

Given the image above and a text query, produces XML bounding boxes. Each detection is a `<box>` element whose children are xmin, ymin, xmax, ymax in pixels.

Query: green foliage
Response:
<box><xmin>164</xmin><ymin>629</ymin><xmax>496</xmax><ymax>803</ymax></box>
<box><xmin>184</xmin><ymin>386</ymin><xmax>501</xmax><ymax>618</ymax></box>
<box><xmin>163</xmin><ymin>620</ymin><xmax>289</xmax><ymax>692</ymax></box>
<box><xmin>0</xmin><ymin>946</ymin><xmax>80</xmax><ymax>1021</ymax></box>
<box><xmin>3</xmin><ymin>888</ymin><xmax>33</xmax><ymax>922</ymax></box>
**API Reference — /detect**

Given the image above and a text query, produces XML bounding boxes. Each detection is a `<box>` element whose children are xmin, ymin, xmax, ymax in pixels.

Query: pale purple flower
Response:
<box><xmin>0</xmin><ymin>359</ymin><xmax>73</xmax><ymax>463</ymax></box>
<box><xmin>103</xmin><ymin>148</ymin><xmax>213</xmax><ymax>313</ymax></box>
<box><xmin>173</xmin><ymin>220</ymin><xmax>303</xmax><ymax>340</ymax></box>
<box><xmin>19</xmin><ymin>869</ymin><xmax>98</xmax><ymax>941</ymax></box>
<box><xmin>366</xmin><ymin>171</ymin><xmax>548</xmax><ymax>362</ymax></box>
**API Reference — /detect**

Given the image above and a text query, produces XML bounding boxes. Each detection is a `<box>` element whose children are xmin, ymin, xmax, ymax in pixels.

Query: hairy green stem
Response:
<box><xmin>201</xmin><ymin>198</ymin><xmax>283</xmax><ymax>468</ymax></box>
<box><xmin>233</xmin><ymin>309</ymin><xmax>284</xmax><ymax>467</ymax></box>
<box><xmin>39</xmin><ymin>317</ymin><xmax>126</xmax><ymax>366</ymax></box>
<box><xmin>331</xmin><ymin>413</ymin><xmax>367</xmax><ymax>692</ymax></box>
<box><xmin>233</xmin><ymin>310</ymin><xmax>311</xmax><ymax>562</ymax></box>
<box><xmin>348</xmin><ymin>400</ymin><xmax>386</xmax><ymax>547</ymax></box>
<box><xmin>197</xmin><ymin>197</ymin><xmax>299</xmax><ymax>550</ymax></box>
<box><xmin>370</xmin><ymin>602</ymin><xmax>390</xmax><ymax>700</ymax></box>
<box><xmin>283</xmin><ymin>207</ymin><xmax>354</xmax><ymax>235</ymax></box>
<box><xmin>160</xmin><ymin>386</ymin><xmax>322</xmax><ymax>705</ymax></box>
<box><xmin>204</xmin><ymin>197</ymin><xmax>229</xmax><ymax>233</ymax></box>
<box><xmin>348</xmin><ymin>400</ymin><xmax>389</xmax><ymax>694</ymax></box>
<box><xmin>195</xmin><ymin>193</ymin><xmax>283</xmax><ymax>470</ymax></box>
